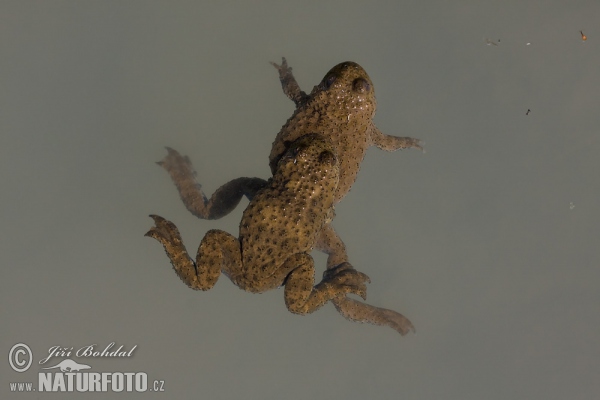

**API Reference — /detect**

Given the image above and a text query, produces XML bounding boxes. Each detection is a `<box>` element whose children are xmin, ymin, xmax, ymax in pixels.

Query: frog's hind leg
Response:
<box><xmin>157</xmin><ymin>147</ymin><xmax>267</xmax><ymax>219</ymax></box>
<box><xmin>145</xmin><ymin>215</ymin><xmax>241</xmax><ymax>290</ymax></box>
<box><xmin>314</xmin><ymin>224</ymin><xmax>413</xmax><ymax>335</ymax></box>
<box><xmin>315</xmin><ymin>223</ymin><xmax>349</xmax><ymax>270</ymax></box>
<box><xmin>315</xmin><ymin>224</ymin><xmax>374</xmax><ymax>293</ymax></box>
<box><xmin>331</xmin><ymin>296</ymin><xmax>415</xmax><ymax>336</ymax></box>
<box><xmin>283</xmin><ymin>254</ymin><xmax>370</xmax><ymax>315</ymax></box>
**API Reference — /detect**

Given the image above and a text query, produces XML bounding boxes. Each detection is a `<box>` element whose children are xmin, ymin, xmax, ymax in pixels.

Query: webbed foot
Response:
<box><xmin>145</xmin><ymin>214</ymin><xmax>204</xmax><ymax>288</ymax></box>
<box><xmin>145</xmin><ymin>214</ymin><xmax>185</xmax><ymax>250</ymax></box>
<box><xmin>157</xmin><ymin>147</ymin><xmax>198</xmax><ymax>181</ymax></box>
<box><xmin>332</xmin><ymin>296</ymin><xmax>415</xmax><ymax>336</ymax></box>
<box><xmin>322</xmin><ymin>262</ymin><xmax>370</xmax><ymax>300</ymax></box>
<box><xmin>146</xmin><ymin>215</ymin><xmax>241</xmax><ymax>290</ymax></box>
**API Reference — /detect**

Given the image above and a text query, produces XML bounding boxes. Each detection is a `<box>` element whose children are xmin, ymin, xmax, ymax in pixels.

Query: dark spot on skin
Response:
<box><xmin>148</xmin><ymin>60</ymin><xmax>420</xmax><ymax>332</ymax></box>
<box><xmin>352</xmin><ymin>78</ymin><xmax>371</xmax><ymax>93</ymax></box>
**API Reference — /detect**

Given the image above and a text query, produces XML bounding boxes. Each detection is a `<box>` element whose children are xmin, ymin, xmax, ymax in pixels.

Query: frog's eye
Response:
<box><xmin>323</xmin><ymin>74</ymin><xmax>337</xmax><ymax>89</ymax></box>
<box><xmin>352</xmin><ymin>78</ymin><xmax>371</xmax><ymax>93</ymax></box>
<box><xmin>280</xmin><ymin>145</ymin><xmax>300</xmax><ymax>164</ymax></box>
<box><xmin>318</xmin><ymin>150</ymin><xmax>336</xmax><ymax>166</ymax></box>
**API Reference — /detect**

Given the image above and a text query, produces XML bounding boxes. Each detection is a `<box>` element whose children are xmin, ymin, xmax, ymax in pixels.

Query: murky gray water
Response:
<box><xmin>2</xmin><ymin>2</ymin><xmax>599</xmax><ymax>399</ymax></box>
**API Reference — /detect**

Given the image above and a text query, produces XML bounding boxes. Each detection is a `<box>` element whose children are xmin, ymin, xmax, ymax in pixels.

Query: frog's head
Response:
<box><xmin>277</xmin><ymin>134</ymin><xmax>339</xmax><ymax>177</ymax></box>
<box><xmin>313</xmin><ymin>61</ymin><xmax>377</xmax><ymax>118</ymax></box>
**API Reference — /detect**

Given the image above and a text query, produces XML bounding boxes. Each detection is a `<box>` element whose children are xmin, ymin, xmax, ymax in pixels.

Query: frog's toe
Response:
<box><xmin>323</xmin><ymin>262</ymin><xmax>371</xmax><ymax>284</ymax></box>
<box><xmin>351</xmin><ymin>283</ymin><xmax>368</xmax><ymax>301</ymax></box>
<box><xmin>145</xmin><ymin>214</ymin><xmax>182</xmax><ymax>245</ymax></box>
<box><xmin>399</xmin><ymin>137</ymin><xmax>424</xmax><ymax>152</ymax></box>
<box><xmin>380</xmin><ymin>309</ymin><xmax>416</xmax><ymax>336</ymax></box>
<box><xmin>323</xmin><ymin>263</ymin><xmax>370</xmax><ymax>300</ymax></box>
<box><xmin>330</xmin><ymin>280</ymin><xmax>367</xmax><ymax>301</ymax></box>
<box><xmin>269</xmin><ymin>56</ymin><xmax>288</xmax><ymax>72</ymax></box>
<box><xmin>413</xmin><ymin>139</ymin><xmax>425</xmax><ymax>152</ymax></box>
<box><xmin>156</xmin><ymin>147</ymin><xmax>197</xmax><ymax>177</ymax></box>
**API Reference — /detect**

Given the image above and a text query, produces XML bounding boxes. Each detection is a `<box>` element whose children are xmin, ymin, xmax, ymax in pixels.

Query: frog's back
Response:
<box><xmin>269</xmin><ymin>62</ymin><xmax>377</xmax><ymax>204</ymax></box>
<box><xmin>241</xmin><ymin>134</ymin><xmax>339</xmax><ymax>289</ymax></box>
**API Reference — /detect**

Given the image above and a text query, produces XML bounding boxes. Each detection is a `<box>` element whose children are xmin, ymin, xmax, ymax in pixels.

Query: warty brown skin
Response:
<box><xmin>269</xmin><ymin>58</ymin><xmax>422</xmax><ymax>204</ymax></box>
<box><xmin>151</xmin><ymin>59</ymin><xmax>419</xmax><ymax>334</ymax></box>
<box><xmin>148</xmin><ymin>135</ymin><xmax>414</xmax><ymax>333</ymax></box>
<box><xmin>158</xmin><ymin>58</ymin><xmax>422</xmax><ymax>220</ymax></box>
<box><xmin>147</xmin><ymin>135</ymin><xmax>371</xmax><ymax>315</ymax></box>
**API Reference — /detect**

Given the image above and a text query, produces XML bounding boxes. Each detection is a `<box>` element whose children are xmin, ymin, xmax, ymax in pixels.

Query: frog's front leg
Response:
<box><xmin>332</xmin><ymin>296</ymin><xmax>415</xmax><ymax>336</ymax></box>
<box><xmin>283</xmin><ymin>254</ymin><xmax>370</xmax><ymax>314</ymax></box>
<box><xmin>270</xmin><ymin>57</ymin><xmax>310</xmax><ymax>107</ymax></box>
<box><xmin>145</xmin><ymin>215</ymin><xmax>242</xmax><ymax>290</ymax></box>
<box><xmin>369</xmin><ymin>125</ymin><xmax>424</xmax><ymax>152</ymax></box>
<box><xmin>158</xmin><ymin>147</ymin><xmax>267</xmax><ymax>220</ymax></box>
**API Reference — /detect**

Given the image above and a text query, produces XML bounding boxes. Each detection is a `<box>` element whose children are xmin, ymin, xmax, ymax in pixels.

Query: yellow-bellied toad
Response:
<box><xmin>150</xmin><ymin>60</ymin><xmax>418</xmax><ymax>335</ymax></box>
<box><xmin>158</xmin><ymin>58</ymin><xmax>422</xmax><ymax>218</ymax></box>
<box><xmin>146</xmin><ymin>135</ymin><xmax>370</xmax><ymax>315</ymax></box>
<box><xmin>270</xmin><ymin>58</ymin><xmax>422</xmax><ymax>203</ymax></box>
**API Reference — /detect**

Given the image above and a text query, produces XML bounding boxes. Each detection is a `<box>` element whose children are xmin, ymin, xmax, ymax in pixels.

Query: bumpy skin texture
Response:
<box><xmin>269</xmin><ymin>57</ymin><xmax>423</xmax><ymax>204</ymax></box>
<box><xmin>152</xmin><ymin>59</ymin><xmax>418</xmax><ymax>335</ymax></box>
<box><xmin>158</xmin><ymin>58</ymin><xmax>422</xmax><ymax>218</ymax></box>
<box><xmin>147</xmin><ymin>135</ymin><xmax>371</xmax><ymax>315</ymax></box>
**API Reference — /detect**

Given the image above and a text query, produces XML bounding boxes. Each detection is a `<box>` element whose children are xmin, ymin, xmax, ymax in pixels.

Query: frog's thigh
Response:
<box><xmin>283</xmin><ymin>253</ymin><xmax>318</xmax><ymax>314</ymax></box>
<box><xmin>195</xmin><ymin>229</ymin><xmax>242</xmax><ymax>289</ymax></box>
<box><xmin>201</xmin><ymin>177</ymin><xmax>268</xmax><ymax>219</ymax></box>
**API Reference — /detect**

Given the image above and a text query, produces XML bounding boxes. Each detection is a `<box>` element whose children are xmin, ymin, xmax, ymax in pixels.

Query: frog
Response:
<box><xmin>269</xmin><ymin>57</ymin><xmax>423</xmax><ymax>203</ymax></box>
<box><xmin>152</xmin><ymin>59</ymin><xmax>419</xmax><ymax>335</ymax></box>
<box><xmin>158</xmin><ymin>58</ymin><xmax>422</xmax><ymax>218</ymax></box>
<box><xmin>146</xmin><ymin>134</ymin><xmax>371</xmax><ymax>315</ymax></box>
